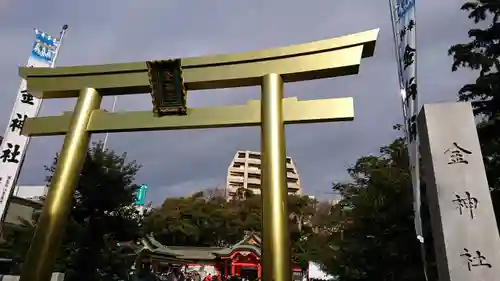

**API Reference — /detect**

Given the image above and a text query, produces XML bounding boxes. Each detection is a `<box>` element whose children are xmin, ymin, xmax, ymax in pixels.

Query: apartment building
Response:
<box><xmin>226</xmin><ymin>150</ymin><xmax>302</xmax><ymax>198</ymax></box>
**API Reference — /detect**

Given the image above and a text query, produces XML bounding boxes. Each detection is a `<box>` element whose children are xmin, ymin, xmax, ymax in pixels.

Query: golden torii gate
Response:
<box><xmin>18</xmin><ymin>28</ymin><xmax>378</xmax><ymax>281</ymax></box>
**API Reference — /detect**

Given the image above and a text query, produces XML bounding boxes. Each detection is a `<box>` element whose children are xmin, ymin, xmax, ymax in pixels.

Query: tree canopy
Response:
<box><xmin>1</xmin><ymin>142</ymin><xmax>143</xmax><ymax>281</ymax></box>
<box><xmin>144</xmin><ymin>193</ymin><xmax>328</xmax><ymax>268</ymax></box>
<box><xmin>448</xmin><ymin>0</ymin><xmax>500</xmax><ymax>226</ymax></box>
<box><xmin>308</xmin><ymin>138</ymin><xmax>432</xmax><ymax>281</ymax></box>
<box><xmin>448</xmin><ymin>0</ymin><xmax>500</xmax><ymax>186</ymax></box>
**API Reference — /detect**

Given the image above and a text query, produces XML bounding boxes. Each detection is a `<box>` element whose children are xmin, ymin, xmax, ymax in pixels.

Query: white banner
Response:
<box><xmin>390</xmin><ymin>0</ymin><xmax>422</xmax><ymax>241</ymax></box>
<box><xmin>0</xmin><ymin>28</ymin><xmax>64</xmax><ymax>222</ymax></box>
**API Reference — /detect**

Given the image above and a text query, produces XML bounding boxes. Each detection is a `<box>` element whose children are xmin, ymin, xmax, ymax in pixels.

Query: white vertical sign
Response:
<box><xmin>389</xmin><ymin>0</ymin><xmax>422</xmax><ymax>240</ymax></box>
<box><xmin>389</xmin><ymin>5</ymin><xmax>428</xmax><ymax>278</ymax></box>
<box><xmin>0</xmin><ymin>27</ymin><xmax>67</xmax><ymax>221</ymax></box>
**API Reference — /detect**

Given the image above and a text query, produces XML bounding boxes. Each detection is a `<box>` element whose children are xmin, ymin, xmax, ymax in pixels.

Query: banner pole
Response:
<box><xmin>388</xmin><ymin>1</ymin><xmax>429</xmax><ymax>280</ymax></box>
<box><xmin>102</xmin><ymin>96</ymin><xmax>118</xmax><ymax>150</ymax></box>
<box><xmin>49</xmin><ymin>25</ymin><xmax>68</xmax><ymax>68</ymax></box>
<box><xmin>0</xmin><ymin>26</ymin><xmax>68</xmax><ymax>226</ymax></box>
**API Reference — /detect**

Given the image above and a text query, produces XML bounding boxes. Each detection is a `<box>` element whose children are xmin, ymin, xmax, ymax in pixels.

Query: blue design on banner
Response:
<box><xmin>397</xmin><ymin>0</ymin><xmax>415</xmax><ymax>18</ymax></box>
<box><xmin>31</xmin><ymin>30</ymin><xmax>58</xmax><ymax>64</ymax></box>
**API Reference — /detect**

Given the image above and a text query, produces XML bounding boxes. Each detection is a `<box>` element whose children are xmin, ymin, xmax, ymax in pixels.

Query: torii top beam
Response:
<box><xmin>18</xmin><ymin>29</ymin><xmax>378</xmax><ymax>99</ymax></box>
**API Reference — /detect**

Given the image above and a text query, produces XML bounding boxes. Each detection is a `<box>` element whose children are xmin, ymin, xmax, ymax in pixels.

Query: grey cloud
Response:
<box><xmin>0</xmin><ymin>0</ymin><xmax>475</xmax><ymax>205</ymax></box>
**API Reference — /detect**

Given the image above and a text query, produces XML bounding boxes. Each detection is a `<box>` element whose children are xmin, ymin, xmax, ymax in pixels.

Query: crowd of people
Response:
<box><xmin>199</xmin><ymin>273</ymin><xmax>260</xmax><ymax>281</ymax></box>
<box><xmin>156</xmin><ymin>271</ymin><xmax>260</xmax><ymax>281</ymax></box>
<box><xmin>132</xmin><ymin>260</ymin><xmax>262</xmax><ymax>281</ymax></box>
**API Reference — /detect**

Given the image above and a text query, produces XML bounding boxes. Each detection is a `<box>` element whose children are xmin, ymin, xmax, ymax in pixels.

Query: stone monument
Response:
<box><xmin>418</xmin><ymin>102</ymin><xmax>500</xmax><ymax>281</ymax></box>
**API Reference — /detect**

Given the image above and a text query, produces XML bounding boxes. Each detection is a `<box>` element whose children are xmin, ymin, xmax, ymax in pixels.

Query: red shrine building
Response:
<box><xmin>122</xmin><ymin>232</ymin><xmax>304</xmax><ymax>280</ymax></box>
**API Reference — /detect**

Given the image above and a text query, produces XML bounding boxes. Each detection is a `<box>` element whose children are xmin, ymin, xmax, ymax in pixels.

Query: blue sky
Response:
<box><xmin>0</xmin><ymin>0</ymin><xmax>474</xmax><ymax>205</ymax></box>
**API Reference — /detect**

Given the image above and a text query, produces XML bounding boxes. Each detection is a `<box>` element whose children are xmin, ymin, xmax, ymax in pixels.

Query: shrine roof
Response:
<box><xmin>136</xmin><ymin>231</ymin><xmax>263</xmax><ymax>261</ymax></box>
<box><xmin>164</xmin><ymin>246</ymin><xmax>223</xmax><ymax>260</ymax></box>
<box><xmin>212</xmin><ymin>232</ymin><xmax>262</xmax><ymax>257</ymax></box>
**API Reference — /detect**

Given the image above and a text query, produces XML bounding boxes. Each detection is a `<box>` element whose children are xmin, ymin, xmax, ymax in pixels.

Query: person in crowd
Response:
<box><xmin>173</xmin><ymin>267</ymin><xmax>185</xmax><ymax>281</ymax></box>
<box><xmin>132</xmin><ymin>258</ymin><xmax>160</xmax><ymax>281</ymax></box>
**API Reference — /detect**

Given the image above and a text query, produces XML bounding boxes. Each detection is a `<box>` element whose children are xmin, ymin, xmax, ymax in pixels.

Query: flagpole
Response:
<box><xmin>102</xmin><ymin>96</ymin><xmax>118</xmax><ymax>150</ymax></box>
<box><xmin>50</xmin><ymin>25</ymin><xmax>68</xmax><ymax>68</ymax></box>
<box><xmin>388</xmin><ymin>1</ymin><xmax>428</xmax><ymax>280</ymax></box>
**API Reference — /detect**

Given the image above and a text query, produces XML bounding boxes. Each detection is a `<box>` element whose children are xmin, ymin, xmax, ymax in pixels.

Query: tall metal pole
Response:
<box><xmin>388</xmin><ymin>1</ymin><xmax>428</xmax><ymax>280</ymax></box>
<box><xmin>49</xmin><ymin>25</ymin><xmax>68</xmax><ymax>68</ymax></box>
<box><xmin>102</xmin><ymin>95</ymin><xmax>118</xmax><ymax>150</ymax></box>
<box><xmin>260</xmin><ymin>73</ymin><xmax>291</xmax><ymax>281</ymax></box>
<box><xmin>20</xmin><ymin>88</ymin><xmax>102</xmax><ymax>281</ymax></box>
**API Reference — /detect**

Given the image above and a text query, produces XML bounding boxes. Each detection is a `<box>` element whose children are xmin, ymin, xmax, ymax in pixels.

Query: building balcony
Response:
<box><xmin>245</xmin><ymin>169</ymin><xmax>297</xmax><ymax>178</ymax></box>
<box><xmin>234</xmin><ymin>158</ymin><xmax>245</xmax><ymax>163</ymax></box>
<box><xmin>228</xmin><ymin>170</ymin><xmax>244</xmax><ymax>177</ymax></box>
<box><xmin>228</xmin><ymin>178</ymin><xmax>245</xmax><ymax>184</ymax></box>
<box><xmin>246</xmin><ymin>158</ymin><xmax>260</xmax><ymax>165</ymax></box>
<box><xmin>230</xmin><ymin>163</ymin><xmax>244</xmax><ymax>169</ymax></box>
<box><xmin>247</xmin><ymin>178</ymin><xmax>261</xmax><ymax>185</ymax></box>
<box><xmin>229</xmin><ymin>165</ymin><xmax>245</xmax><ymax>170</ymax></box>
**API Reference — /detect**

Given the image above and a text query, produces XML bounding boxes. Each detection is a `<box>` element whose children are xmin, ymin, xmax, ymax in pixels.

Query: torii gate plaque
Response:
<box><xmin>17</xmin><ymin>28</ymin><xmax>378</xmax><ymax>281</ymax></box>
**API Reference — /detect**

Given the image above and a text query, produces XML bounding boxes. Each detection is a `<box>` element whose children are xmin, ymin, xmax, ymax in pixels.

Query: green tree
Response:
<box><xmin>144</xmin><ymin>195</ymin><xmax>255</xmax><ymax>247</ymax></box>
<box><xmin>317</xmin><ymin>138</ymin><xmax>431</xmax><ymax>281</ymax></box>
<box><xmin>448</xmin><ymin>0</ymin><xmax>500</xmax><ymax>226</ymax></box>
<box><xmin>287</xmin><ymin>195</ymin><xmax>320</xmax><ymax>269</ymax></box>
<box><xmin>1</xmin><ymin>142</ymin><xmax>143</xmax><ymax>281</ymax></box>
<box><xmin>448</xmin><ymin>0</ymin><xmax>499</xmax><ymax>120</ymax></box>
<box><xmin>145</xmin><ymin>192</ymin><xmax>326</xmax><ymax>270</ymax></box>
<box><xmin>0</xmin><ymin>217</ymin><xmax>38</xmax><ymax>272</ymax></box>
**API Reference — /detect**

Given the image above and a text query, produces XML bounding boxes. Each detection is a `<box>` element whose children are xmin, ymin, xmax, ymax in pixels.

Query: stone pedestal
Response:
<box><xmin>418</xmin><ymin>102</ymin><xmax>500</xmax><ymax>281</ymax></box>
